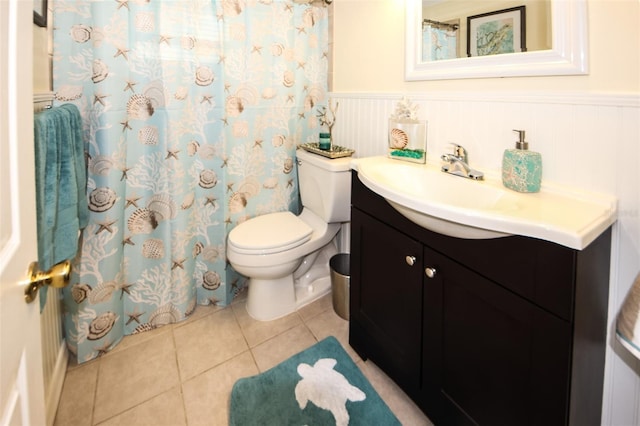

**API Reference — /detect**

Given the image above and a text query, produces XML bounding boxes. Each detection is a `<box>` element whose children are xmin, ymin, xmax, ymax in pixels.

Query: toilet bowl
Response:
<box><xmin>227</xmin><ymin>149</ymin><xmax>352</xmax><ymax>321</ymax></box>
<box><xmin>228</xmin><ymin>209</ymin><xmax>340</xmax><ymax>320</ymax></box>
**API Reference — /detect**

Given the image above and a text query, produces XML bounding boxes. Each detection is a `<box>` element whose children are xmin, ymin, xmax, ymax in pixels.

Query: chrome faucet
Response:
<box><xmin>441</xmin><ymin>144</ymin><xmax>484</xmax><ymax>180</ymax></box>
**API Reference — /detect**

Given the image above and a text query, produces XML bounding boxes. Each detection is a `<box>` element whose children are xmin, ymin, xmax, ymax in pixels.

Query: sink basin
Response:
<box><xmin>352</xmin><ymin>156</ymin><xmax>617</xmax><ymax>249</ymax></box>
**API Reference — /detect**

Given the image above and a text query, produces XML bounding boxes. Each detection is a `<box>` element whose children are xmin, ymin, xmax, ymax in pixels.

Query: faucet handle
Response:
<box><xmin>446</xmin><ymin>143</ymin><xmax>467</xmax><ymax>161</ymax></box>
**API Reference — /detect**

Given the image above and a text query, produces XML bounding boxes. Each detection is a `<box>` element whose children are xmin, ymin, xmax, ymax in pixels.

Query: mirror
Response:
<box><xmin>406</xmin><ymin>0</ymin><xmax>588</xmax><ymax>80</ymax></box>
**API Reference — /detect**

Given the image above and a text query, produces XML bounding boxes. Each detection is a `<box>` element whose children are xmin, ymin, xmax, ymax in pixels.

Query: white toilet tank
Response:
<box><xmin>296</xmin><ymin>149</ymin><xmax>352</xmax><ymax>223</ymax></box>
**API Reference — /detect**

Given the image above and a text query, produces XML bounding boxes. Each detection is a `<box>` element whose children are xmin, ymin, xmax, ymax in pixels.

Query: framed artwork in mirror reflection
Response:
<box><xmin>467</xmin><ymin>6</ymin><xmax>526</xmax><ymax>57</ymax></box>
<box><xmin>34</xmin><ymin>0</ymin><xmax>47</xmax><ymax>27</ymax></box>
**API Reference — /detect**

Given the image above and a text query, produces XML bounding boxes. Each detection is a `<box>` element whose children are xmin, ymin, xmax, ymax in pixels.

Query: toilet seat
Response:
<box><xmin>228</xmin><ymin>211</ymin><xmax>313</xmax><ymax>255</ymax></box>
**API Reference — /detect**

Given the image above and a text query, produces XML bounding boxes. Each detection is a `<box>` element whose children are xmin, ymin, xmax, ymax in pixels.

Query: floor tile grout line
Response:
<box><xmin>169</xmin><ymin>324</ymin><xmax>191</xmax><ymax>426</ymax></box>
<box><xmin>90</xmin><ymin>357</ymin><xmax>101</xmax><ymax>426</ymax></box>
<box><xmin>93</xmin><ymin>385</ymin><xmax>186</xmax><ymax>426</ymax></box>
<box><xmin>230</xmin><ymin>301</ymin><xmax>253</xmax><ymax>352</ymax></box>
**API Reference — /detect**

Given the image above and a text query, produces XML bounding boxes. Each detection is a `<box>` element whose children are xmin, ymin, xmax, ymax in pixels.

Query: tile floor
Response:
<box><xmin>54</xmin><ymin>290</ymin><xmax>432</xmax><ymax>425</ymax></box>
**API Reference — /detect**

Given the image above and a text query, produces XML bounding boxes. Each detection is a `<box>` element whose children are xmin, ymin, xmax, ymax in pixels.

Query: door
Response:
<box><xmin>349</xmin><ymin>209</ymin><xmax>423</xmax><ymax>394</ymax></box>
<box><xmin>422</xmin><ymin>246</ymin><xmax>572</xmax><ymax>426</ymax></box>
<box><xmin>0</xmin><ymin>1</ymin><xmax>47</xmax><ymax>425</ymax></box>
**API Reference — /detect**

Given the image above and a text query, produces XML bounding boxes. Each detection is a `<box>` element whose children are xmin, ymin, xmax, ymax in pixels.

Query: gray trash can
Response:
<box><xmin>330</xmin><ymin>253</ymin><xmax>350</xmax><ymax>320</ymax></box>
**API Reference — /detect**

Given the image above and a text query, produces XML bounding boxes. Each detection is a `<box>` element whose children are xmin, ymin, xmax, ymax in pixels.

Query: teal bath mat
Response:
<box><xmin>229</xmin><ymin>336</ymin><xmax>401</xmax><ymax>426</ymax></box>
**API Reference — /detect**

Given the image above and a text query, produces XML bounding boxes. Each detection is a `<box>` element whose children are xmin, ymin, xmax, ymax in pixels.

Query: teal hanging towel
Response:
<box><xmin>34</xmin><ymin>104</ymin><xmax>88</xmax><ymax>309</ymax></box>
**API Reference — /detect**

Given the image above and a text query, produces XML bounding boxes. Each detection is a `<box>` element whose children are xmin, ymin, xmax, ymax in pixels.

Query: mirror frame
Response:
<box><xmin>406</xmin><ymin>0</ymin><xmax>589</xmax><ymax>80</ymax></box>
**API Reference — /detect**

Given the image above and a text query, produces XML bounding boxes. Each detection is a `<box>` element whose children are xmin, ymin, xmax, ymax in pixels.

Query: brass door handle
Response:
<box><xmin>24</xmin><ymin>260</ymin><xmax>72</xmax><ymax>303</ymax></box>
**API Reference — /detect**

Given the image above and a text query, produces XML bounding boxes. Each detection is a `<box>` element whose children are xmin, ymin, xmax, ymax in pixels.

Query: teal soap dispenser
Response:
<box><xmin>501</xmin><ymin>129</ymin><xmax>542</xmax><ymax>193</ymax></box>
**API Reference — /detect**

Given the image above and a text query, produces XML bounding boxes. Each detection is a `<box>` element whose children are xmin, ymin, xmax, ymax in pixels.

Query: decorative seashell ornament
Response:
<box><xmin>225</xmin><ymin>96</ymin><xmax>244</xmax><ymax>117</ymax></box>
<box><xmin>283</xmin><ymin>70</ymin><xmax>295</xmax><ymax>88</ymax></box>
<box><xmin>142</xmin><ymin>238</ymin><xmax>164</xmax><ymax>259</ymax></box>
<box><xmin>146</xmin><ymin>194</ymin><xmax>177</xmax><ymax>221</ymax></box>
<box><xmin>175</xmin><ymin>86</ymin><xmax>188</xmax><ymax>100</ymax></box>
<box><xmin>70</xmin><ymin>24</ymin><xmax>92</xmax><ymax>43</ymax></box>
<box><xmin>71</xmin><ymin>283</ymin><xmax>92</xmax><ymax>304</ymax></box>
<box><xmin>127</xmin><ymin>94</ymin><xmax>154</xmax><ymax>120</ymax></box>
<box><xmin>181</xmin><ymin>193</ymin><xmax>195</xmax><ymax>210</ymax></box>
<box><xmin>237</xmin><ymin>176</ymin><xmax>260</xmax><ymax>197</ymax></box>
<box><xmin>235</xmin><ymin>84</ymin><xmax>258</xmax><ymax>106</ymax></box>
<box><xmin>185</xmin><ymin>298</ymin><xmax>197</xmax><ymax>317</ymax></box>
<box><xmin>307</xmin><ymin>85</ymin><xmax>324</xmax><ymax>105</ymax></box>
<box><xmin>199</xmin><ymin>170</ymin><xmax>218</xmax><ymax>188</ymax></box>
<box><xmin>198</xmin><ymin>144</ymin><xmax>216</xmax><ymax>160</ymax></box>
<box><xmin>389</xmin><ymin>128</ymin><xmax>409</xmax><ymax>149</ymax></box>
<box><xmin>303</xmin><ymin>8</ymin><xmax>320</xmax><ymax>28</ymax></box>
<box><xmin>135</xmin><ymin>12</ymin><xmax>155</xmax><ymax>32</ymax></box>
<box><xmin>181</xmin><ymin>36</ymin><xmax>196</xmax><ymax>50</ymax></box>
<box><xmin>55</xmin><ymin>85</ymin><xmax>84</xmax><ymax>102</ymax></box>
<box><xmin>283</xmin><ymin>157</ymin><xmax>294</xmax><ymax>174</ymax></box>
<box><xmin>87</xmin><ymin>311</ymin><xmax>117</xmax><ymax>341</ymax></box>
<box><xmin>143</xmin><ymin>80</ymin><xmax>166</xmax><ymax>108</ymax></box>
<box><xmin>89</xmin><ymin>155</ymin><xmax>114</xmax><ymax>176</ymax></box>
<box><xmin>187</xmin><ymin>140</ymin><xmax>200</xmax><ymax>156</ymax></box>
<box><xmin>202</xmin><ymin>270</ymin><xmax>221</xmax><ymax>290</ymax></box>
<box><xmin>88</xmin><ymin>281</ymin><xmax>118</xmax><ymax>304</ymax></box>
<box><xmin>262</xmin><ymin>87</ymin><xmax>276</xmax><ymax>100</ymax></box>
<box><xmin>132</xmin><ymin>323</ymin><xmax>155</xmax><ymax>334</ymax></box>
<box><xmin>88</xmin><ymin>187</ymin><xmax>117</xmax><ymax>212</ymax></box>
<box><xmin>192</xmin><ymin>241</ymin><xmax>205</xmax><ymax>258</ymax></box>
<box><xmin>271</xmin><ymin>43</ymin><xmax>285</xmax><ymax>56</ymax></box>
<box><xmin>149</xmin><ymin>304</ymin><xmax>181</xmax><ymax>326</ymax></box>
<box><xmin>127</xmin><ymin>208</ymin><xmax>158</xmax><ymax>234</ymax></box>
<box><xmin>305</xmin><ymin>86</ymin><xmax>325</xmax><ymax>112</ymax></box>
<box><xmin>92</xmin><ymin>59</ymin><xmax>109</xmax><ymax>83</ymax></box>
<box><xmin>221</xmin><ymin>0</ymin><xmax>244</xmax><ymax>16</ymax></box>
<box><xmin>195</xmin><ymin>66</ymin><xmax>215</xmax><ymax>86</ymax></box>
<box><xmin>138</xmin><ymin>126</ymin><xmax>158</xmax><ymax>145</ymax></box>
<box><xmin>229</xmin><ymin>192</ymin><xmax>247</xmax><ymax>213</ymax></box>
<box><xmin>232</xmin><ymin>121</ymin><xmax>249</xmax><ymax>138</ymax></box>
<box><xmin>272</xmin><ymin>134</ymin><xmax>286</xmax><ymax>147</ymax></box>
<box><xmin>263</xmin><ymin>177</ymin><xmax>278</xmax><ymax>189</ymax></box>
<box><xmin>201</xmin><ymin>246</ymin><xmax>220</xmax><ymax>263</ymax></box>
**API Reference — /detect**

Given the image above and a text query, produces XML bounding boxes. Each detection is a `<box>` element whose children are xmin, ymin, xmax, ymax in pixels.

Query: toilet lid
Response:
<box><xmin>228</xmin><ymin>211</ymin><xmax>313</xmax><ymax>255</ymax></box>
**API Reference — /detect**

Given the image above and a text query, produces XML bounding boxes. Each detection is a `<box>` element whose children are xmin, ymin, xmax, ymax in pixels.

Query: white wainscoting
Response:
<box><xmin>330</xmin><ymin>91</ymin><xmax>640</xmax><ymax>426</ymax></box>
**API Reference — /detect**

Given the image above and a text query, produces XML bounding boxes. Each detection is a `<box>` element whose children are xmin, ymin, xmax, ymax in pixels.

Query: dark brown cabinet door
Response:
<box><xmin>350</xmin><ymin>208</ymin><xmax>423</xmax><ymax>394</ymax></box>
<box><xmin>422</xmin><ymin>245</ymin><xmax>572</xmax><ymax>426</ymax></box>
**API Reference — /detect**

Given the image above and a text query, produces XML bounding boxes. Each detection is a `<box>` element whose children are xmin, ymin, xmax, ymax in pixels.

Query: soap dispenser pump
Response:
<box><xmin>501</xmin><ymin>129</ymin><xmax>542</xmax><ymax>193</ymax></box>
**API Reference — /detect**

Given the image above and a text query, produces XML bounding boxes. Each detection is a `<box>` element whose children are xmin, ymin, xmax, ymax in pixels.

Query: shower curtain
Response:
<box><xmin>53</xmin><ymin>0</ymin><xmax>329</xmax><ymax>363</ymax></box>
<box><xmin>422</xmin><ymin>24</ymin><xmax>458</xmax><ymax>61</ymax></box>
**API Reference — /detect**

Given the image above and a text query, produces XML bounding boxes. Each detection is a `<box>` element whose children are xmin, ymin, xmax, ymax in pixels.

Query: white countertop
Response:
<box><xmin>351</xmin><ymin>156</ymin><xmax>617</xmax><ymax>250</ymax></box>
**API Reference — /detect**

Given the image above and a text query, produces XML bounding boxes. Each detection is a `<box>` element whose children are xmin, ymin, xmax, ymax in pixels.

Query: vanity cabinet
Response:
<box><xmin>349</xmin><ymin>172</ymin><xmax>612</xmax><ymax>426</ymax></box>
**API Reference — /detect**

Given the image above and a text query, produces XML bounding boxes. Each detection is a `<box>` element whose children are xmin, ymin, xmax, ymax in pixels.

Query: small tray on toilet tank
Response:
<box><xmin>300</xmin><ymin>143</ymin><xmax>355</xmax><ymax>159</ymax></box>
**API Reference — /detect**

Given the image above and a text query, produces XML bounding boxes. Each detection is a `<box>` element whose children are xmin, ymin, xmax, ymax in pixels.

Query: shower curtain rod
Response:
<box><xmin>422</xmin><ymin>19</ymin><xmax>459</xmax><ymax>30</ymax></box>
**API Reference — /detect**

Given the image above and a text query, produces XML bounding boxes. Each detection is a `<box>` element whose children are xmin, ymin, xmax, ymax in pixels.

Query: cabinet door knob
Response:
<box><xmin>405</xmin><ymin>256</ymin><xmax>416</xmax><ymax>266</ymax></box>
<box><xmin>425</xmin><ymin>267</ymin><xmax>437</xmax><ymax>278</ymax></box>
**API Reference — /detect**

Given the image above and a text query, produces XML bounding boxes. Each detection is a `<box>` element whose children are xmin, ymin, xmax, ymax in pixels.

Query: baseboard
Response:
<box><xmin>45</xmin><ymin>343</ymin><xmax>68</xmax><ymax>426</ymax></box>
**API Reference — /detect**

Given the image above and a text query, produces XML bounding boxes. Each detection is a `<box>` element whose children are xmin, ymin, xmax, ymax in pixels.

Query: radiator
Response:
<box><xmin>34</xmin><ymin>92</ymin><xmax>69</xmax><ymax>426</ymax></box>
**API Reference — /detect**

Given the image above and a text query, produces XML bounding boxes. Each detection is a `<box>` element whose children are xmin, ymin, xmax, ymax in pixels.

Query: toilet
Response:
<box><xmin>227</xmin><ymin>148</ymin><xmax>352</xmax><ymax>321</ymax></box>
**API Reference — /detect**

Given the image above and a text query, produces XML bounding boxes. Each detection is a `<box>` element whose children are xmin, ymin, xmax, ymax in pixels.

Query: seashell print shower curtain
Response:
<box><xmin>53</xmin><ymin>0</ymin><xmax>329</xmax><ymax>363</ymax></box>
<box><xmin>422</xmin><ymin>24</ymin><xmax>458</xmax><ymax>61</ymax></box>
